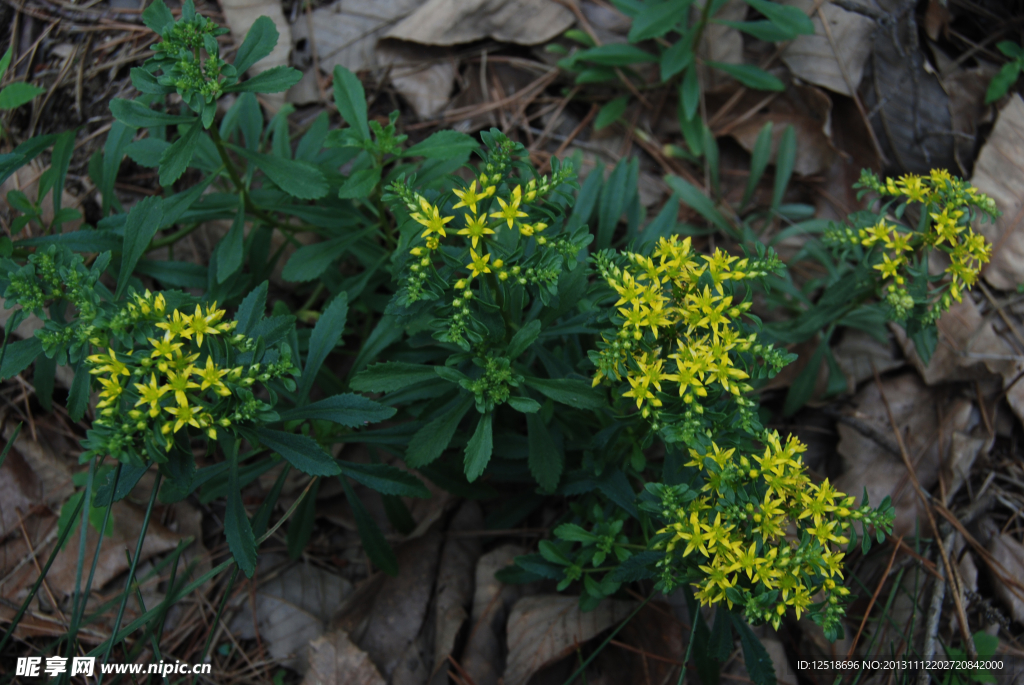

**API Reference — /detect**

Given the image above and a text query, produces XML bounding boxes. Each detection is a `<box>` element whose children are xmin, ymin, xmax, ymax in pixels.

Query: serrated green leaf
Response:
<box><xmin>731</xmin><ymin>614</ymin><xmax>776</xmax><ymax>685</ymax></box>
<box><xmin>0</xmin><ymin>82</ymin><xmax>46</xmax><ymax>110</ymax></box>
<box><xmin>524</xmin><ymin>377</ymin><xmax>605</xmax><ymax>409</ymax></box>
<box><xmin>141</xmin><ymin>0</ymin><xmax>175</xmax><ymax>34</ymax></box>
<box><xmin>554</xmin><ymin>523</ymin><xmax>597</xmax><ymax>543</ymax></box>
<box><xmin>402</xmin><ymin>130</ymin><xmax>478</xmax><ymax>159</ymax></box>
<box><xmin>225</xmin><ymin>65</ymin><xmax>302</xmax><ymax>94</ymax></box>
<box><xmin>337</xmin><ymin>167</ymin><xmax>381</xmax><ymax>200</ymax></box>
<box><xmin>464</xmin><ymin>413</ymin><xmax>493</xmax><ymax>482</ymax></box>
<box><xmin>110</xmin><ymin>99</ymin><xmax>198</xmax><ymax>128</ymax></box>
<box><xmin>332</xmin><ymin>65</ymin><xmax>370</xmax><ymax>140</ymax></box>
<box><xmin>340</xmin><ymin>462</ymin><xmax>430</xmax><ymax>498</ymax></box>
<box><xmin>508</xmin><ymin>319</ymin><xmax>542</xmax><ymax>359</ymax></box>
<box><xmin>233</xmin><ymin>16</ymin><xmax>280</xmax><ymax>75</ymax></box>
<box><xmin>278</xmin><ymin>393</ymin><xmax>396</xmax><ymax>426</ymax></box>
<box><xmin>297</xmin><ymin>293</ymin><xmax>348</xmax><ymax>401</ymax></box>
<box><xmin>527</xmin><ymin>414</ymin><xmax>562</xmax><ymax>492</ymax></box>
<box><xmin>125</xmin><ymin>138</ymin><xmax>170</xmax><ymax>168</ymax></box>
<box><xmin>281</xmin><ymin>230</ymin><xmax>369</xmax><ymax>282</ymax></box>
<box><xmin>707</xmin><ymin>61</ymin><xmax>785</xmax><ymax>91</ymax></box>
<box><xmin>116</xmin><ymin>196</ymin><xmax>164</xmax><ymax>299</ymax></box>
<box><xmin>350</xmin><ymin>361</ymin><xmax>439</xmax><ymax>393</ymax></box>
<box><xmin>254</xmin><ymin>427</ymin><xmax>341</xmax><ymax>476</ymax></box>
<box><xmin>0</xmin><ymin>337</ymin><xmax>41</xmax><ymax>381</ymax></box>
<box><xmin>405</xmin><ymin>395</ymin><xmax>473</xmax><ymax>468</ymax></box>
<box><xmin>215</xmin><ymin>202</ymin><xmax>246</xmax><ymax>283</ymax></box>
<box><xmin>235</xmin><ymin>281</ymin><xmax>268</xmax><ymax>336</ymax></box>
<box><xmin>158</xmin><ymin>123</ymin><xmax>201</xmax><ymax>187</ymax></box>
<box><xmin>230</xmin><ymin>145</ymin><xmax>328</xmax><ymax>200</ymax></box>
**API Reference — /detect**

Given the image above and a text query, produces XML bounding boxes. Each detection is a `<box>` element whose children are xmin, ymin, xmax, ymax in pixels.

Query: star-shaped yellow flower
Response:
<box><xmin>457</xmin><ymin>214</ymin><xmax>495</xmax><ymax>248</ymax></box>
<box><xmin>489</xmin><ymin>185</ymin><xmax>528</xmax><ymax>229</ymax></box>
<box><xmin>466</xmin><ymin>248</ymin><xmax>492</xmax><ymax>277</ymax></box>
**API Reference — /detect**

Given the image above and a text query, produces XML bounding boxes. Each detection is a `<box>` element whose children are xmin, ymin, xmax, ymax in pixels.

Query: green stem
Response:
<box><xmin>150</xmin><ymin>222</ymin><xmax>202</xmax><ymax>250</ymax></box>
<box><xmin>561</xmin><ymin>591</ymin><xmax>654</xmax><ymax>685</ymax></box>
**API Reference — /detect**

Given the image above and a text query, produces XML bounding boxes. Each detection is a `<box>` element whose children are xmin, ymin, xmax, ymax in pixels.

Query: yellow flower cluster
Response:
<box><xmin>656</xmin><ymin>432</ymin><xmax>867</xmax><ymax>628</ymax></box>
<box><xmin>88</xmin><ymin>295</ymin><xmax>241</xmax><ymax>446</ymax></box>
<box><xmin>835</xmin><ymin>169</ymin><xmax>997</xmax><ymax>319</ymax></box>
<box><xmin>591</xmin><ymin>236</ymin><xmax>777</xmax><ymax>420</ymax></box>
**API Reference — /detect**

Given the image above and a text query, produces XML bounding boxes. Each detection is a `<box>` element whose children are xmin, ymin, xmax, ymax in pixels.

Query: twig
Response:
<box><xmin>848</xmin><ymin>535</ymin><xmax>902</xmax><ymax>658</ymax></box>
<box><xmin>871</xmin><ymin>363</ymin><xmax>976</xmax><ymax>660</ymax></box>
<box><xmin>918</xmin><ymin>532</ymin><xmax>956</xmax><ymax>685</ymax></box>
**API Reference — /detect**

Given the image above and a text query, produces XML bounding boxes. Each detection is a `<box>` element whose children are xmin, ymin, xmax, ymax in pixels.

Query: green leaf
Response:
<box><xmin>998</xmin><ymin>41</ymin><xmax>1024</xmax><ymax>60</ymax></box>
<box><xmin>286</xmin><ymin>477</ymin><xmax>319</xmax><ymax>559</ymax></box>
<box><xmin>236</xmin><ymin>281</ymin><xmax>268</xmax><ymax>336</ymax></box>
<box><xmin>350</xmin><ymin>361</ymin><xmax>438</xmax><ymax>393</ymax></box>
<box><xmin>0</xmin><ymin>337</ymin><xmax>41</xmax><ymax>381</ymax></box>
<box><xmin>224</xmin><ymin>438</ymin><xmax>258</xmax><ymax>577</ymax></box>
<box><xmin>67</xmin><ymin>360</ymin><xmax>91</xmax><ymax>422</ymax></box>
<box><xmin>298</xmin><ymin>293</ymin><xmax>348</xmax><ymax>401</ymax></box>
<box><xmin>731</xmin><ymin>614</ymin><xmax>776</xmax><ymax>685</ymax></box>
<box><xmin>402</xmin><ymin>130</ymin><xmax>479</xmax><ymax>159</ymax></box>
<box><xmin>629</xmin><ymin>0</ymin><xmax>693</xmax><ymax>42</ymax></box>
<box><xmin>215</xmin><ymin>202</ymin><xmax>246</xmax><ymax>283</ymax></box>
<box><xmin>17</xmin><ymin>229</ymin><xmax>122</xmax><ymax>253</ymax></box>
<box><xmin>771</xmin><ymin>124</ymin><xmax>796</xmax><ymax>211</ymax></box>
<box><xmin>332</xmin><ymin>65</ymin><xmax>370</xmax><ymax>140</ymax></box>
<box><xmin>554</xmin><ymin>523</ymin><xmax>597</xmax><ymax>543</ymax></box>
<box><xmin>595</xmin><ymin>96</ymin><xmax>628</xmax><ymax>130</ymax></box>
<box><xmin>141</xmin><ymin>0</ymin><xmax>175</xmax><ymax>34</ymax></box>
<box><xmin>665</xmin><ymin>175</ymin><xmax>733</xmax><ymax>235</ymax></box>
<box><xmin>717</xmin><ymin>19</ymin><xmax>796</xmax><ymax>42</ymax></box>
<box><xmin>341</xmin><ymin>462</ymin><xmax>430</xmax><ymax>498</ymax></box>
<box><xmin>405</xmin><ymin>395</ymin><xmax>474</xmax><ymax>468</ymax></box>
<box><xmin>230</xmin><ymin>145</ymin><xmax>328</xmax><ymax>200</ymax></box>
<box><xmin>0</xmin><ymin>47</ymin><xmax>11</xmax><ymax>80</ymax></box>
<box><xmin>337</xmin><ymin>167</ymin><xmax>381</xmax><ymax>200</ymax></box>
<box><xmin>508</xmin><ymin>396</ymin><xmax>541</xmax><ymax>413</ymax></box>
<box><xmin>575</xmin><ymin>44</ymin><xmax>658</xmax><ymax>66</ymax></box>
<box><xmin>744</xmin><ymin>0</ymin><xmax>814</xmax><ymax>37</ymax></box>
<box><xmin>158</xmin><ymin>123</ymin><xmax>201</xmax><ymax>187</ymax></box>
<box><xmin>783</xmin><ymin>338</ymin><xmax>825</xmax><ymax>416</ymax></box>
<box><xmin>116</xmin><ymin>196</ymin><xmax>164</xmax><ymax>299</ymax></box>
<box><xmin>125</xmin><ymin>138</ymin><xmax>170</xmax><ymax>168</ymax></box>
<box><xmin>110</xmin><ymin>99</ymin><xmax>198</xmax><ymax>128</ymax></box>
<box><xmin>225</xmin><ymin>65</ymin><xmax>303</xmax><ymax>94</ymax></box>
<box><xmin>660</xmin><ymin>28</ymin><xmax>695</xmax><ymax>81</ymax></box>
<box><xmin>101</xmin><ymin>122</ymin><xmax>134</xmax><ymax>216</ymax></box>
<box><xmin>0</xmin><ymin>82</ymin><xmax>46</xmax><ymax>110</ymax></box>
<box><xmin>524</xmin><ymin>377</ymin><xmax>604</xmax><ymax>409</ymax></box>
<box><xmin>464</xmin><ymin>413</ymin><xmax>493</xmax><ymax>482</ymax></box>
<box><xmin>233</xmin><ymin>16</ymin><xmax>280</xmax><ymax>75</ymax></box>
<box><xmin>986</xmin><ymin>61</ymin><xmax>1022</xmax><ymax>104</ymax></box>
<box><xmin>681</xmin><ymin>63</ymin><xmax>700</xmax><ymax>121</ymax></box>
<box><xmin>130</xmin><ymin>67</ymin><xmax>171</xmax><ymax>96</ymax></box>
<box><xmin>742</xmin><ymin>121</ymin><xmax>773</xmax><ymax>207</ymax></box>
<box><xmin>707</xmin><ymin>61</ymin><xmax>785</xmax><ymax>91</ymax></box>
<box><xmin>341</xmin><ymin>477</ymin><xmax>397</xmax><ymax>575</ymax></box>
<box><xmin>527</xmin><ymin>414</ymin><xmax>562</xmax><ymax>493</ymax></box>
<box><xmin>278</xmin><ymin>393</ymin><xmax>395</xmax><ymax>426</ymax></box>
<box><xmin>508</xmin><ymin>319</ymin><xmax>542</xmax><ymax>359</ymax></box>
<box><xmin>254</xmin><ymin>427</ymin><xmax>341</xmax><ymax>476</ymax></box>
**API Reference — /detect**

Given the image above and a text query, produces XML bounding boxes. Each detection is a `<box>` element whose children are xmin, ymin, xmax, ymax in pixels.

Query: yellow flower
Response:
<box><xmin>466</xmin><ymin>248</ymin><xmax>492</xmax><ymax>277</ymax></box>
<box><xmin>165</xmin><ymin>368</ymin><xmax>199</xmax><ymax>407</ymax></box>
<box><xmin>457</xmin><ymin>214</ymin><xmax>495</xmax><ymax>248</ymax></box>
<box><xmin>134</xmin><ymin>373</ymin><xmax>170</xmax><ymax>417</ymax></box>
<box><xmin>183</xmin><ymin>304</ymin><xmax>232</xmax><ymax>347</ymax></box>
<box><xmin>149</xmin><ymin>336</ymin><xmax>183</xmax><ymax>360</ymax></box>
<box><xmin>873</xmin><ymin>253</ymin><xmax>904</xmax><ymax>283</ymax></box>
<box><xmin>452</xmin><ymin>180</ymin><xmax>488</xmax><ymax>214</ymax></box>
<box><xmin>165</xmin><ymin>402</ymin><xmax>202</xmax><ymax>433</ymax></box>
<box><xmin>87</xmin><ymin>348</ymin><xmax>132</xmax><ymax>378</ymax></box>
<box><xmin>411</xmin><ymin>198</ymin><xmax>454</xmax><ymax>239</ymax></box>
<box><xmin>489</xmin><ymin>185</ymin><xmax>528</xmax><ymax>229</ymax></box>
<box><xmin>156</xmin><ymin>309</ymin><xmax>191</xmax><ymax>341</ymax></box>
<box><xmin>96</xmin><ymin>376</ymin><xmax>124</xmax><ymax>407</ymax></box>
<box><xmin>195</xmin><ymin>356</ymin><xmax>231</xmax><ymax>396</ymax></box>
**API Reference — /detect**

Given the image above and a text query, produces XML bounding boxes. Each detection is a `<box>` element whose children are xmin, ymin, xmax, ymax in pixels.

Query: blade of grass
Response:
<box><xmin>195</xmin><ymin>566</ymin><xmax>240</xmax><ymax>684</ymax></box>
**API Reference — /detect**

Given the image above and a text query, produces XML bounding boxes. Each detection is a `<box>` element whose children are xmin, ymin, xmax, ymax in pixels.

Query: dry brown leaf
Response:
<box><xmin>229</xmin><ymin>556</ymin><xmax>353</xmax><ymax>671</ymax></box>
<box><xmin>304</xmin><ymin>630</ymin><xmax>386</xmax><ymax>685</ymax></box>
<box><xmin>832</xmin><ymin>329</ymin><xmax>903</xmax><ymax>391</ymax></box>
<box><xmin>970</xmin><ymin>94</ymin><xmax>1024</xmax><ymax>291</ymax></box>
<box><xmin>503</xmin><ymin>595</ymin><xmax>637</xmax><ymax>685</ymax></box>
<box><xmin>988</xmin><ymin>533</ymin><xmax>1024</xmax><ymax>623</ymax></box>
<box><xmin>429</xmin><ymin>502</ymin><xmax>483</xmax><ymax>685</ymax></box>
<box><xmin>763</xmin><ymin>637</ymin><xmax>798</xmax><ymax>685</ymax></box>
<box><xmin>780</xmin><ymin>0</ymin><xmax>875</xmax><ymax>97</ymax></box>
<box><xmin>289</xmin><ymin>0</ymin><xmax>425</xmax><ymax>76</ymax></box>
<box><xmin>358</xmin><ymin>528</ymin><xmax>444</xmax><ymax>679</ymax></box>
<box><xmin>834</xmin><ymin>373</ymin><xmax>972</xmax><ymax>536</ymax></box>
<box><xmin>462</xmin><ymin>544</ymin><xmax>527</xmax><ymax>685</ymax></box>
<box><xmin>220</xmin><ymin>0</ymin><xmax>291</xmax><ymax>111</ymax></box>
<box><xmin>893</xmin><ymin>295</ymin><xmax>1024</xmax><ymax>424</ymax></box>
<box><xmin>612</xmin><ymin>602</ymin><xmax>685</xmax><ymax>685</ymax></box>
<box><xmin>385</xmin><ymin>0</ymin><xmax>574</xmax><ymax>46</ymax></box>
<box><xmin>580</xmin><ymin>0</ymin><xmax>631</xmax><ymax>45</ymax></box>
<box><xmin>943</xmin><ymin>432</ymin><xmax>988</xmax><ymax>503</ymax></box>
<box><xmin>939</xmin><ymin>59</ymin><xmax>995</xmax><ymax>175</ymax></box>
<box><xmin>376</xmin><ymin>42</ymin><xmax>457</xmax><ymax>118</ymax></box>
<box><xmin>729</xmin><ymin>84</ymin><xmax>839</xmax><ymax>176</ymax></box>
<box><xmin>0</xmin><ymin>421</ymin><xmax>73</xmax><ymax>541</ymax></box>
